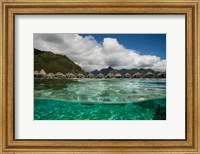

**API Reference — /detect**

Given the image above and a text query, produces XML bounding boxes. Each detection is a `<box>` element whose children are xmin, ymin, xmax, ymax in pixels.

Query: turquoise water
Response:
<box><xmin>34</xmin><ymin>78</ymin><xmax>166</xmax><ymax>120</ymax></box>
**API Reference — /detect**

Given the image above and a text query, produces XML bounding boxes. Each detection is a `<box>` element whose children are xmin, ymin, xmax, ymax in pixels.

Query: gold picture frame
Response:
<box><xmin>0</xmin><ymin>0</ymin><xmax>200</xmax><ymax>153</ymax></box>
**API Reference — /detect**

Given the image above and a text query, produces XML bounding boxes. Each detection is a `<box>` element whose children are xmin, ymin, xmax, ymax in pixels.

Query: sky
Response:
<box><xmin>34</xmin><ymin>33</ymin><xmax>166</xmax><ymax>72</ymax></box>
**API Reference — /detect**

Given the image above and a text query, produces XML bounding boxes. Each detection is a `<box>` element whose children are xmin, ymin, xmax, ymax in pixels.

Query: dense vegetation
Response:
<box><xmin>34</xmin><ymin>48</ymin><xmax>85</xmax><ymax>74</ymax></box>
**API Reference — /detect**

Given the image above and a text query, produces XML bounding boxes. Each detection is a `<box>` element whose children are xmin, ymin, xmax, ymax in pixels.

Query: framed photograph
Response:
<box><xmin>0</xmin><ymin>0</ymin><xmax>200</xmax><ymax>153</ymax></box>
<box><xmin>33</xmin><ymin>33</ymin><xmax>167</xmax><ymax>121</ymax></box>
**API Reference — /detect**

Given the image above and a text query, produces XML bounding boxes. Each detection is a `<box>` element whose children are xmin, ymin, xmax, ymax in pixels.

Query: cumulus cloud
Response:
<box><xmin>34</xmin><ymin>33</ymin><xmax>166</xmax><ymax>72</ymax></box>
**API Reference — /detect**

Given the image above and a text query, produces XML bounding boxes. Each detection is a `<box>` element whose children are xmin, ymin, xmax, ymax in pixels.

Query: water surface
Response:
<box><xmin>34</xmin><ymin>78</ymin><xmax>166</xmax><ymax>120</ymax></box>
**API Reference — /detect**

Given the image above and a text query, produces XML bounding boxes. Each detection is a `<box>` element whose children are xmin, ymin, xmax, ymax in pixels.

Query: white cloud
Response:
<box><xmin>34</xmin><ymin>34</ymin><xmax>166</xmax><ymax>72</ymax></box>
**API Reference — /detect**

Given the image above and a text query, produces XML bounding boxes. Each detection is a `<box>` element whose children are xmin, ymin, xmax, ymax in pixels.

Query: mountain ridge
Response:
<box><xmin>34</xmin><ymin>48</ymin><xmax>85</xmax><ymax>74</ymax></box>
<box><xmin>91</xmin><ymin>66</ymin><xmax>160</xmax><ymax>75</ymax></box>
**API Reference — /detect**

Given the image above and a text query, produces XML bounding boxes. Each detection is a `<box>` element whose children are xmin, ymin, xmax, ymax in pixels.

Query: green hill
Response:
<box><xmin>34</xmin><ymin>48</ymin><xmax>85</xmax><ymax>74</ymax></box>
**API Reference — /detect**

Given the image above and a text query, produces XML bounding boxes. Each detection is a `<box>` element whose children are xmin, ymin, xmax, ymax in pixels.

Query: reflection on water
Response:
<box><xmin>34</xmin><ymin>78</ymin><xmax>166</xmax><ymax>120</ymax></box>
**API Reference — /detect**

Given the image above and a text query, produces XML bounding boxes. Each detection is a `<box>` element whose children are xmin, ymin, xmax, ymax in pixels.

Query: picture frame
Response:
<box><xmin>0</xmin><ymin>0</ymin><xmax>199</xmax><ymax>153</ymax></box>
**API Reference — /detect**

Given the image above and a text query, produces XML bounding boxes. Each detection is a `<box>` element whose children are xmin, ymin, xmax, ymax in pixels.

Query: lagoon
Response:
<box><xmin>34</xmin><ymin>78</ymin><xmax>166</xmax><ymax>120</ymax></box>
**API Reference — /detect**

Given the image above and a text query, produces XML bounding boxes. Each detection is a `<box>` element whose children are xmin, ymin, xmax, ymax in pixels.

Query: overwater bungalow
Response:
<box><xmin>66</xmin><ymin>73</ymin><xmax>75</xmax><ymax>78</ymax></box>
<box><xmin>77</xmin><ymin>73</ymin><xmax>85</xmax><ymax>78</ymax></box>
<box><xmin>87</xmin><ymin>73</ymin><xmax>94</xmax><ymax>78</ymax></box>
<box><xmin>158</xmin><ymin>72</ymin><xmax>166</xmax><ymax>78</ymax></box>
<box><xmin>124</xmin><ymin>73</ymin><xmax>131</xmax><ymax>78</ymax></box>
<box><xmin>106</xmin><ymin>73</ymin><xmax>114</xmax><ymax>78</ymax></box>
<box><xmin>55</xmin><ymin>72</ymin><xmax>66</xmax><ymax>78</ymax></box>
<box><xmin>144</xmin><ymin>72</ymin><xmax>154</xmax><ymax>78</ymax></box>
<box><xmin>47</xmin><ymin>73</ymin><xmax>55</xmax><ymax>79</ymax></box>
<box><xmin>115</xmin><ymin>73</ymin><xmax>123</xmax><ymax>78</ymax></box>
<box><xmin>34</xmin><ymin>70</ymin><xmax>39</xmax><ymax>78</ymax></box>
<box><xmin>73</xmin><ymin>73</ymin><xmax>77</xmax><ymax>78</ymax></box>
<box><xmin>38</xmin><ymin>69</ymin><xmax>47</xmax><ymax>78</ymax></box>
<box><xmin>97</xmin><ymin>73</ymin><xmax>104</xmax><ymax>78</ymax></box>
<box><xmin>132</xmin><ymin>72</ymin><xmax>143</xmax><ymax>78</ymax></box>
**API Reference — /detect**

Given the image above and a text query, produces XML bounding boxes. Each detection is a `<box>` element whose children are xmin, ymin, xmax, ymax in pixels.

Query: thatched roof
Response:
<box><xmin>55</xmin><ymin>72</ymin><xmax>61</xmax><ymax>75</ymax></box>
<box><xmin>106</xmin><ymin>73</ymin><xmax>114</xmax><ymax>78</ymax></box>
<box><xmin>87</xmin><ymin>73</ymin><xmax>94</xmax><ymax>78</ymax></box>
<box><xmin>133</xmin><ymin>72</ymin><xmax>142</xmax><ymax>76</ymax></box>
<box><xmin>115</xmin><ymin>73</ymin><xmax>122</xmax><ymax>77</ymax></box>
<box><xmin>77</xmin><ymin>73</ymin><xmax>85</xmax><ymax>78</ymax></box>
<box><xmin>158</xmin><ymin>72</ymin><xmax>166</xmax><ymax>75</ymax></box>
<box><xmin>143</xmin><ymin>72</ymin><xmax>154</xmax><ymax>78</ymax></box>
<box><xmin>124</xmin><ymin>73</ymin><xmax>131</xmax><ymax>77</ymax></box>
<box><xmin>47</xmin><ymin>73</ymin><xmax>55</xmax><ymax>77</ymax></box>
<box><xmin>39</xmin><ymin>69</ymin><xmax>46</xmax><ymax>75</ymax></box>
<box><xmin>158</xmin><ymin>72</ymin><xmax>166</xmax><ymax>78</ymax></box>
<box><xmin>145</xmin><ymin>72</ymin><xmax>154</xmax><ymax>75</ymax></box>
<box><xmin>97</xmin><ymin>73</ymin><xmax>104</xmax><ymax>78</ymax></box>
<box><xmin>55</xmin><ymin>72</ymin><xmax>65</xmax><ymax>77</ymax></box>
<box><xmin>132</xmin><ymin>72</ymin><xmax>143</xmax><ymax>77</ymax></box>
<box><xmin>66</xmin><ymin>73</ymin><xmax>75</xmax><ymax>78</ymax></box>
<box><xmin>34</xmin><ymin>71</ymin><xmax>39</xmax><ymax>75</ymax></box>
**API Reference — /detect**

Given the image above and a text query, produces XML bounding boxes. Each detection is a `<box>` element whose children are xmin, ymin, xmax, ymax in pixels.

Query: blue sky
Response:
<box><xmin>80</xmin><ymin>34</ymin><xmax>166</xmax><ymax>60</ymax></box>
